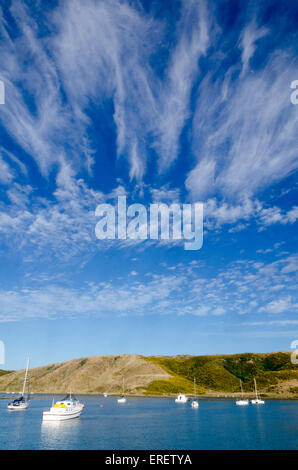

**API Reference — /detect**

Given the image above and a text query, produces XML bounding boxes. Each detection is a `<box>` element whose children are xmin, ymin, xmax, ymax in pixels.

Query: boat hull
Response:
<box><xmin>175</xmin><ymin>395</ymin><xmax>188</xmax><ymax>403</ymax></box>
<box><xmin>236</xmin><ymin>400</ymin><xmax>249</xmax><ymax>406</ymax></box>
<box><xmin>8</xmin><ymin>402</ymin><xmax>29</xmax><ymax>410</ymax></box>
<box><xmin>42</xmin><ymin>409</ymin><xmax>82</xmax><ymax>421</ymax></box>
<box><xmin>251</xmin><ymin>399</ymin><xmax>265</xmax><ymax>405</ymax></box>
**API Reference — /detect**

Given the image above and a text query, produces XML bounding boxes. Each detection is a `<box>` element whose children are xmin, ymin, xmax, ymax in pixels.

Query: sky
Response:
<box><xmin>0</xmin><ymin>0</ymin><xmax>297</xmax><ymax>370</ymax></box>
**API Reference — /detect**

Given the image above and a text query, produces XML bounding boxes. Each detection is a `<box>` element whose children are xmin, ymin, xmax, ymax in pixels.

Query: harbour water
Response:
<box><xmin>0</xmin><ymin>396</ymin><xmax>297</xmax><ymax>450</ymax></box>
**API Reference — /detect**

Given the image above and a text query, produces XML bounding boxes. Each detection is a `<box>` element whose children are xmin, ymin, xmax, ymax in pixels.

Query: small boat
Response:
<box><xmin>175</xmin><ymin>394</ymin><xmax>188</xmax><ymax>403</ymax></box>
<box><xmin>103</xmin><ymin>393</ymin><xmax>108</xmax><ymax>398</ymax></box>
<box><xmin>236</xmin><ymin>380</ymin><xmax>249</xmax><ymax>406</ymax></box>
<box><xmin>117</xmin><ymin>377</ymin><xmax>127</xmax><ymax>403</ymax></box>
<box><xmin>191</xmin><ymin>378</ymin><xmax>199</xmax><ymax>408</ymax></box>
<box><xmin>8</xmin><ymin>358</ymin><xmax>30</xmax><ymax>410</ymax></box>
<box><xmin>251</xmin><ymin>378</ymin><xmax>265</xmax><ymax>405</ymax></box>
<box><xmin>42</xmin><ymin>393</ymin><xmax>84</xmax><ymax>421</ymax></box>
<box><xmin>117</xmin><ymin>396</ymin><xmax>126</xmax><ymax>403</ymax></box>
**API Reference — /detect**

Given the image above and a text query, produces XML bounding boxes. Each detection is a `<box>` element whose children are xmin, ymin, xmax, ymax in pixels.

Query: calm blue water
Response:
<box><xmin>0</xmin><ymin>396</ymin><xmax>297</xmax><ymax>450</ymax></box>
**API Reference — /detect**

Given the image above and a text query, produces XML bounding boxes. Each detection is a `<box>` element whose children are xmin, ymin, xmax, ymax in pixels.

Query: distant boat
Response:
<box><xmin>236</xmin><ymin>379</ymin><xmax>249</xmax><ymax>406</ymax></box>
<box><xmin>43</xmin><ymin>392</ymin><xmax>84</xmax><ymax>421</ymax></box>
<box><xmin>8</xmin><ymin>358</ymin><xmax>30</xmax><ymax>410</ymax></box>
<box><xmin>175</xmin><ymin>394</ymin><xmax>188</xmax><ymax>403</ymax></box>
<box><xmin>191</xmin><ymin>378</ymin><xmax>199</xmax><ymax>408</ymax></box>
<box><xmin>117</xmin><ymin>377</ymin><xmax>126</xmax><ymax>403</ymax></box>
<box><xmin>251</xmin><ymin>378</ymin><xmax>265</xmax><ymax>405</ymax></box>
<box><xmin>103</xmin><ymin>393</ymin><xmax>108</xmax><ymax>398</ymax></box>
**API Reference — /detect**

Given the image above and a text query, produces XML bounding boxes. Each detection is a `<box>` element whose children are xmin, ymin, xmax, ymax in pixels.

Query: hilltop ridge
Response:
<box><xmin>0</xmin><ymin>352</ymin><xmax>297</xmax><ymax>398</ymax></box>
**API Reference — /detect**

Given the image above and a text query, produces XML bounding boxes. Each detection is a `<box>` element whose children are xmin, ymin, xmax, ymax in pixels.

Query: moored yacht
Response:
<box><xmin>8</xmin><ymin>358</ymin><xmax>30</xmax><ymax>410</ymax></box>
<box><xmin>117</xmin><ymin>377</ymin><xmax>127</xmax><ymax>403</ymax></box>
<box><xmin>42</xmin><ymin>393</ymin><xmax>84</xmax><ymax>421</ymax></box>
<box><xmin>251</xmin><ymin>378</ymin><xmax>265</xmax><ymax>405</ymax></box>
<box><xmin>175</xmin><ymin>394</ymin><xmax>188</xmax><ymax>403</ymax></box>
<box><xmin>191</xmin><ymin>378</ymin><xmax>199</xmax><ymax>408</ymax></box>
<box><xmin>236</xmin><ymin>379</ymin><xmax>249</xmax><ymax>406</ymax></box>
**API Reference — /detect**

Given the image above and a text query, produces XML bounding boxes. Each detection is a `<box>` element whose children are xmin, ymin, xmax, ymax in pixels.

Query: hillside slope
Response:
<box><xmin>145</xmin><ymin>352</ymin><xmax>298</xmax><ymax>398</ymax></box>
<box><xmin>0</xmin><ymin>355</ymin><xmax>170</xmax><ymax>394</ymax></box>
<box><xmin>0</xmin><ymin>352</ymin><xmax>296</xmax><ymax>398</ymax></box>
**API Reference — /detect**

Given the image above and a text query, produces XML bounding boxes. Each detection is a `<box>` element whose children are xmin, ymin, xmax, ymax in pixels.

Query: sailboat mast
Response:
<box><xmin>254</xmin><ymin>378</ymin><xmax>258</xmax><ymax>399</ymax></box>
<box><xmin>22</xmin><ymin>358</ymin><xmax>30</xmax><ymax>396</ymax></box>
<box><xmin>240</xmin><ymin>379</ymin><xmax>243</xmax><ymax>398</ymax></box>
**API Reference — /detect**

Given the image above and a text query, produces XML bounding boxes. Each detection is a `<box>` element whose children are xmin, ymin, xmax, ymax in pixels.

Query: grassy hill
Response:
<box><xmin>0</xmin><ymin>355</ymin><xmax>170</xmax><ymax>395</ymax></box>
<box><xmin>0</xmin><ymin>352</ymin><xmax>296</xmax><ymax>398</ymax></box>
<box><xmin>0</xmin><ymin>369</ymin><xmax>11</xmax><ymax>377</ymax></box>
<box><xmin>144</xmin><ymin>352</ymin><xmax>298</xmax><ymax>398</ymax></box>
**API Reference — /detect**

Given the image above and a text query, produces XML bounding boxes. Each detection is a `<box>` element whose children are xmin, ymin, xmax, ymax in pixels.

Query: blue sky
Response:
<box><xmin>0</xmin><ymin>0</ymin><xmax>297</xmax><ymax>370</ymax></box>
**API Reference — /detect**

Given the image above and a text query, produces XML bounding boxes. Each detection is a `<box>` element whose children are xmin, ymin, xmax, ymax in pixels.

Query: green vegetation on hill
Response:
<box><xmin>144</xmin><ymin>352</ymin><xmax>298</xmax><ymax>397</ymax></box>
<box><xmin>0</xmin><ymin>369</ymin><xmax>11</xmax><ymax>377</ymax></box>
<box><xmin>143</xmin><ymin>376</ymin><xmax>197</xmax><ymax>395</ymax></box>
<box><xmin>223</xmin><ymin>352</ymin><xmax>296</xmax><ymax>382</ymax></box>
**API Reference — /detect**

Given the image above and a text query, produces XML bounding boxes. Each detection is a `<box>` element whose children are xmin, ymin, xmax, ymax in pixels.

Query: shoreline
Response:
<box><xmin>1</xmin><ymin>392</ymin><xmax>297</xmax><ymax>401</ymax></box>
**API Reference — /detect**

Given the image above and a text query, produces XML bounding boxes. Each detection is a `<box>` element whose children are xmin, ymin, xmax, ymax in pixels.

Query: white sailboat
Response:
<box><xmin>117</xmin><ymin>377</ymin><xmax>126</xmax><ymax>403</ymax></box>
<box><xmin>236</xmin><ymin>379</ymin><xmax>249</xmax><ymax>406</ymax></box>
<box><xmin>191</xmin><ymin>378</ymin><xmax>199</xmax><ymax>408</ymax></box>
<box><xmin>251</xmin><ymin>378</ymin><xmax>265</xmax><ymax>405</ymax></box>
<box><xmin>42</xmin><ymin>392</ymin><xmax>84</xmax><ymax>421</ymax></box>
<box><xmin>8</xmin><ymin>358</ymin><xmax>30</xmax><ymax>410</ymax></box>
<box><xmin>175</xmin><ymin>394</ymin><xmax>188</xmax><ymax>403</ymax></box>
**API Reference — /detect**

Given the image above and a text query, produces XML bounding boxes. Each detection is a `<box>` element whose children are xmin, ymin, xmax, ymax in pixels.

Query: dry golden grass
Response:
<box><xmin>0</xmin><ymin>354</ymin><xmax>170</xmax><ymax>394</ymax></box>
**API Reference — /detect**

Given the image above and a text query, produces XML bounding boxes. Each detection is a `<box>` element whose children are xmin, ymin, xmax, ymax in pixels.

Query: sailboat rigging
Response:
<box><xmin>8</xmin><ymin>358</ymin><xmax>30</xmax><ymax>410</ymax></box>
<box><xmin>251</xmin><ymin>378</ymin><xmax>265</xmax><ymax>405</ymax></box>
<box><xmin>191</xmin><ymin>378</ymin><xmax>199</xmax><ymax>408</ymax></box>
<box><xmin>235</xmin><ymin>379</ymin><xmax>249</xmax><ymax>406</ymax></box>
<box><xmin>117</xmin><ymin>376</ymin><xmax>126</xmax><ymax>403</ymax></box>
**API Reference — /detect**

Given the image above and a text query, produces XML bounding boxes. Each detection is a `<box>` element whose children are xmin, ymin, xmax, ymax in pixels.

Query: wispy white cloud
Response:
<box><xmin>157</xmin><ymin>7</ymin><xmax>297</xmax><ymax>232</ymax></box>
<box><xmin>0</xmin><ymin>252</ymin><xmax>297</xmax><ymax>322</ymax></box>
<box><xmin>258</xmin><ymin>205</ymin><xmax>298</xmax><ymax>227</ymax></box>
<box><xmin>0</xmin><ymin>0</ymin><xmax>296</xmax><ymax>264</ymax></box>
<box><xmin>239</xmin><ymin>19</ymin><xmax>268</xmax><ymax>76</ymax></box>
<box><xmin>155</xmin><ymin>0</ymin><xmax>210</xmax><ymax>171</ymax></box>
<box><xmin>52</xmin><ymin>0</ymin><xmax>162</xmax><ymax>180</ymax></box>
<box><xmin>0</xmin><ymin>0</ymin><xmax>213</xmax><ymax>182</ymax></box>
<box><xmin>243</xmin><ymin>320</ymin><xmax>298</xmax><ymax>327</ymax></box>
<box><xmin>186</xmin><ymin>50</ymin><xmax>298</xmax><ymax>219</ymax></box>
<box><xmin>150</xmin><ymin>185</ymin><xmax>181</xmax><ymax>203</ymax></box>
<box><xmin>0</xmin><ymin>165</ymin><xmax>106</xmax><ymax>260</ymax></box>
<box><xmin>0</xmin><ymin>1</ymin><xmax>74</xmax><ymax>176</ymax></box>
<box><xmin>0</xmin><ymin>154</ymin><xmax>14</xmax><ymax>184</ymax></box>
<box><xmin>259</xmin><ymin>297</ymin><xmax>295</xmax><ymax>314</ymax></box>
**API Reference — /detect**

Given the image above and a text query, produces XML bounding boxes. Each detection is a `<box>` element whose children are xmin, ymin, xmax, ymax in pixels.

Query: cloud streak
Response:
<box><xmin>0</xmin><ymin>253</ymin><xmax>297</xmax><ymax>322</ymax></box>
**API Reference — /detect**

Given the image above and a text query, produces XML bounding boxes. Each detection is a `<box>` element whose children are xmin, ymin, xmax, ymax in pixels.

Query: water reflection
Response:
<box><xmin>253</xmin><ymin>404</ymin><xmax>266</xmax><ymax>448</ymax></box>
<box><xmin>40</xmin><ymin>418</ymin><xmax>81</xmax><ymax>450</ymax></box>
<box><xmin>7</xmin><ymin>409</ymin><xmax>27</xmax><ymax>449</ymax></box>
